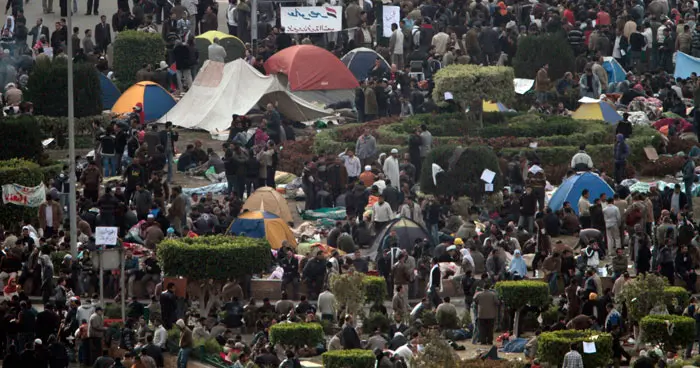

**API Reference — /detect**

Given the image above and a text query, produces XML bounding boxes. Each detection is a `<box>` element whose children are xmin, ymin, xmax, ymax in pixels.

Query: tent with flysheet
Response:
<box><xmin>548</xmin><ymin>172</ymin><xmax>614</xmax><ymax>215</ymax></box>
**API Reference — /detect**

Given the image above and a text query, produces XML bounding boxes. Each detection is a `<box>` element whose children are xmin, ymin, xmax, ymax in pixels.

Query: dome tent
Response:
<box><xmin>364</xmin><ymin>217</ymin><xmax>434</xmax><ymax>259</ymax></box>
<box><xmin>341</xmin><ymin>47</ymin><xmax>390</xmax><ymax>81</ymax></box>
<box><xmin>263</xmin><ymin>45</ymin><xmax>359</xmax><ymax>91</ymax></box>
<box><xmin>548</xmin><ymin>172</ymin><xmax>614</xmax><ymax>215</ymax></box>
<box><xmin>242</xmin><ymin>187</ymin><xmax>294</xmax><ymax>224</ymax></box>
<box><xmin>226</xmin><ymin>210</ymin><xmax>296</xmax><ymax>249</ymax></box>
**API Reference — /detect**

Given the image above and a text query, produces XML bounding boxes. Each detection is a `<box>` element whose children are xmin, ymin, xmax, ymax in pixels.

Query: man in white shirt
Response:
<box><xmin>153</xmin><ymin>319</ymin><xmax>167</xmax><ymax>349</ymax></box>
<box><xmin>371</xmin><ymin>194</ymin><xmax>395</xmax><ymax>233</ymax></box>
<box><xmin>570</xmin><ymin>144</ymin><xmax>593</xmax><ymax>171</ymax></box>
<box><xmin>578</xmin><ymin>189</ymin><xmax>591</xmax><ymax>229</ymax></box>
<box><xmin>389</xmin><ymin>22</ymin><xmax>404</xmax><ymax>67</ymax></box>
<box><xmin>431</xmin><ymin>28</ymin><xmax>450</xmax><ymax>55</ymax></box>
<box><xmin>317</xmin><ymin>287</ymin><xmax>337</xmax><ymax>322</ymax></box>
<box><xmin>393</xmin><ymin>343</ymin><xmax>415</xmax><ymax>368</ymax></box>
<box><xmin>382</xmin><ymin>149</ymin><xmax>400</xmax><ymax>189</ymax></box>
<box><xmin>339</xmin><ymin>149</ymin><xmax>361</xmax><ymax>182</ymax></box>
<box><xmin>603</xmin><ymin>197</ymin><xmax>621</xmax><ymax>254</ymax></box>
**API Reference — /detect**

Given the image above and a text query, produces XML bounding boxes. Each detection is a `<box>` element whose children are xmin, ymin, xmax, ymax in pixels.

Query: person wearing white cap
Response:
<box><xmin>176</xmin><ymin>319</ymin><xmax>194</xmax><ymax>368</ymax></box>
<box><xmin>382</xmin><ymin>148</ymin><xmax>400</xmax><ymax>189</ymax></box>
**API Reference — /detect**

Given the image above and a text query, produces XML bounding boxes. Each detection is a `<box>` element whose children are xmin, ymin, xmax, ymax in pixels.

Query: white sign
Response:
<box><xmin>382</xmin><ymin>6</ymin><xmax>400</xmax><ymax>37</ymax></box>
<box><xmin>95</xmin><ymin>226</ymin><xmax>119</xmax><ymax>246</ymax></box>
<box><xmin>485</xmin><ymin>183</ymin><xmax>494</xmax><ymax>192</ymax></box>
<box><xmin>583</xmin><ymin>341</ymin><xmax>596</xmax><ymax>354</ymax></box>
<box><xmin>513</xmin><ymin>78</ymin><xmax>534</xmax><ymax>94</ymax></box>
<box><xmin>529</xmin><ymin>142</ymin><xmax>538</xmax><ymax>149</ymax></box>
<box><xmin>2</xmin><ymin>183</ymin><xmax>47</xmax><ymax>207</ymax></box>
<box><xmin>281</xmin><ymin>6</ymin><xmax>342</xmax><ymax>33</ymax></box>
<box><xmin>480</xmin><ymin>169</ymin><xmax>496</xmax><ymax>184</ymax></box>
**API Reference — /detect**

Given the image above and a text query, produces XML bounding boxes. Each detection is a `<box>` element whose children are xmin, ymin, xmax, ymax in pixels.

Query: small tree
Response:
<box><xmin>616</xmin><ymin>274</ymin><xmax>669</xmax><ymax>324</ymax></box>
<box><xmin>432</xmin><ymin>65</ymin><xmax>515</xmax><ymax>128</ymax></box>
<box><xmin>113</xmin><ymin>31</ymin><xmax>165</xmax><ymax>88</ymax></box>
<box><xmin>157</xmin><ymin>236</ymin><xmax>271</xmax><ymax>316</ymax></box>
<box><xmin>512</xmin><ymin>33</ymin><xmax>575</xmax><ymax>81</ymax></box>
<box><xmin>495</xmin><ymin>281</ymin><xmax>550</xmax><ymax>337</ymax></box>
<box><xmin>330</xmin><ymin>272</ymin><xmax>368</xmax><ymax>319</ymax></box>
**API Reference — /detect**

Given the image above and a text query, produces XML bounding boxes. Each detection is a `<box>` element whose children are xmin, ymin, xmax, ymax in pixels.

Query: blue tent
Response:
<box><xmin>603</xmin><ymin>57</ymin><xmax>626</xmax><ymax>86</ymax></box>
<box><xmin>341</xmin><ymin>47</ymin><xmax>390</xmax><ymax>81</ymax></box>
<box><xmin>548</xmin><ymin>172</ymin><xmax>614</xmax><ymax>215</ymax></box>
<box><xmin>99</xmin><ymin>73</ymin><xmax>121</xmax><ymax>110</ymax></box>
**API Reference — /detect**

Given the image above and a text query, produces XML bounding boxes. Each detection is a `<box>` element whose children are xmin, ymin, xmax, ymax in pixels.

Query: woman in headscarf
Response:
<box><xmin>2</xmin><ymin>15</ymin><xmax>14</xmax><ymax>36</ymax></box>
<box><xmin>3</xmin><ymin>276</ymin><xmax>18</xmax><ymax>299</ymax></box>
<box><xmin>508</xmin><ymin>250</ymin><xmax>527</xmax><ymax>280</ymax></box>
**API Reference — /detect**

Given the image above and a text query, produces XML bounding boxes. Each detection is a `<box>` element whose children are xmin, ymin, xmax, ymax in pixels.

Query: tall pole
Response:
<box><xmin>251</xmin><ymin>0</ymin><xmax>258</xmax><ymax>43</ymax></box>
<box><xmin>67</xmin><ymin>9</ymin><xmax>78</xmax><ymax>258</ymax></box>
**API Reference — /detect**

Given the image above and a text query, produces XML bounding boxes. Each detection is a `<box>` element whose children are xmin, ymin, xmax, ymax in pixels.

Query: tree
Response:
<box><xmin>512</xmin><ymin>33</ymin><xmax>575</xmax><ymax>81</ymax></box>
<box><xmin>113</xmin><ymin>30</ymin><xmax>166</xmax><ymax>89</ymax></box>
<box><xmin>157</xmin><ymin>236</ymin><xmax>271</xmax><ymax>316</ymax></box>
<box><xmin>495</xmin><ymin>281</ymin><xmax>550</xmax><ymax>337</ymax></box>
<box><xmin>329</xmin><ymin>272</ymin><xmax>367</xmax><ymax>319</ymax></box>
<box><xmin>616</xmin><ymin>274</ymin><xmax>670</xmax><ymax>346</ymax></box>
<box><xmin>432</xmin><ymin>65</ymin><xmax>515</xmax><ymax>128</ymax></box>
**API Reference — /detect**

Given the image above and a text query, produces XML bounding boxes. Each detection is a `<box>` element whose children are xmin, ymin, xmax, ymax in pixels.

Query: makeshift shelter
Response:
<box><xmin>364</xmin><ymin>217</ymin><xmax>433</xmax><ymax>258</ymax></box>
<box><xmin>548</xmin><ymin>172</ymin><xmax>614</xmax><ymax>215</ymax></box>
<box><xmin>264</xmin><ymin>45</ymin><xmax>358</xmax><ymax>105</ymax></box>
<box><xmin>227</xmin><ymin>210</ymin><xmax>297</xmax><ymax>249</ymax></box>
<box><xmin>159</xmin><ymin>60</ymin><xmax>331</xmax><ymax>132</ymax></box>
<box><xmin>242</xmin><ymin>187</ymin><xmax>294</xmax><ymax>224</ymax></box>
<box><xmin>341</xmin><ymin>47</ymin><xmax>390</xmax><ymax>81</ymax></box>
<box><xmin>675</xmin><ymin>52</ymin><xmax>700</xmax><ymax>79</ymax></box>
<box><xmin>603</xmin><ymin>57</ymin><xmax>626</xmax><ymax>86</ymax></box>
<box><xmin>99</xmin><ymin>73</ymin><xmax>121</xmax><ymax>110</ymax></box>
<box><xmin>652</xmin><ymin>117</ymin><xmax>694</xmax><ymax>133</ymax></box>
<box><xmin>483</xmin><ymin>100</ymin><xmax>509</xmax><ymax>112</ymax></box>
<box><xmin>194</xmin><ymin>31</ymin><xmax>246</xmax><ymax>66</ymax></box>
<box><xmin>572</xmin><ymin>101</ymin><xmax>622</xmax><ymax>123</ymax></box>
<box><xmin>112</xmin><ymin>81</ymin><xmax>176</xmax><ymax>121</ymax></box>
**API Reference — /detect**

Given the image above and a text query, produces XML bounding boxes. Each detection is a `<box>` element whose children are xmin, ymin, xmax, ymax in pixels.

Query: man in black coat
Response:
<box><xmin>159</xmin><ymin>283</ymin><xmax>178</xmax><ymax>330</ymax></box>
<box><xmin>340</xmin><ymin>315</ymin><xmax>361</xmax><ymax>349</ymax></box>
<box><xmin>94</xmin><ymin>15</ymin><xmax>111</xmax><ymax>53</ymax></box>
<box><xmin>36</xmin><ymin>304</ymin><xmax>60</xmax><ymax>344</ymax></box>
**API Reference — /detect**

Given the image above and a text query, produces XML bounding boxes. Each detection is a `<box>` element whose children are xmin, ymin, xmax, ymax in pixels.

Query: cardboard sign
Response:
<box><xmin>95</xmin><ymin>226</ymin><xmax>119</xmax><ymax>246</ymax></box>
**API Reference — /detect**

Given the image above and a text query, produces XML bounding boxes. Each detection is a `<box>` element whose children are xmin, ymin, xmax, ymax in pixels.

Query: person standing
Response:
<box><xmin>176</xmin><ymin>319</ymin><xmax>193</xmax><ymax>368</ymax></box>
<box><xmin>419</xmin><ymin>124</ymin><xmax>432</xmax><ymax>175</ymax></box>
<box><xmin>534</xmin><ymin>64</ymin><xmax>551</xmax><ymax>103</ymax></box>
<box><xmin>94</xmin><ymin>15</ymin><xmax>110</xmax><ymax>53</ymax></box>
<box><xmin>160</xmin><ymin>282</ymin><xmax>178</xmax><ymax>330</ymax></box>
<box><xmin>389</xmin><ymin>23</ymin><xmax>403</xmax><ymax>68</ymax></box>
<box><xmin>578</xmin><ymin>189</ymin><xmax>591</xmax><ymax>229</ymax></box>
<box><xmin>280</xmin><ymin>249</ymin><xmax>299</xmax><ymax>300</ymax></box>
<box><xmin>683</xmin><ymin>156</ymin><xmax>696</xmax><ymax>211</ymax></box>
<box><xmin>371</xmin><ymin>194</ymin><xmax>394</xmax><ymax>234</ymax></box>
<box><xmin>474</xmin><ymin>284</ymin><xmax>498</xmax><ymax>345</ymax></box>
<box><xmin>355</xmin><ymin>129</ymin><xmax>377</xmax><ymax>167</ymax></box>
<box><xmin>614</xmin><ymin>134</ymin><xmax>629</xmax><ymax>184</ymax></box>
<box><xmin>562</xmin><ymin>343</ymin><xmax>584</xmax><ymax>368</ymax></box>
<box><xmin>603</xmin><ymin>197</ymin><xmax>621</xmax><ymax>254</ymax></box>
<box><xmin>339</xmin><ymin>149</ymin><xmax>361</xmax><ymax>183</ymax></box>
<box><xmin>208</xmin><ymin>37</ymin><xmax>227</xmax><ymax>62</ymax></box>
<box><xmin>383</xmin><ymin>149</ymin><xmax>400</xmax><ymax>189</ymax></box>
<box><xmin>87</xmin><ymin>307</ymin><xmax>106</xmax><ymax>366</ymax></box>
<box><xmin>38</xmin><ymin>195</ymin><xmax>62</xmax><ymax>238</ymax></box>
<box><xmin>426</xmin><ymin>257</ymin><xmax>442</xmax><ymax>308</ymax></box>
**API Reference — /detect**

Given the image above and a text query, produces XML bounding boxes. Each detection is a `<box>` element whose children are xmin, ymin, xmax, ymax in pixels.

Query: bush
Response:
<box><xmin>456</xmin><ymin>360</ymin><xmax>523</xmax><ymax>368</ymax></box>
<box><xmin>461</xmin><ymin>309</ymin><xmax>472</xmax><ymax>329</ymax></box>
<box><xmin>537</xmin><ymin>330</ymin><xmax>613</xmax><ymax>368</ymax></box>
<box><xmin>616</xmin><ymin>274</ymin><xmax>669</xmax><ymax>323</ymax></box>
<box><xmin>639</xmin><ymin>156</ymin><xmax>686</xmax><ymax>177</ymax></box>
<box><xmin>513</xmin><ymin>33</ymin><xmax>575</xmax><ymax>80</ymax></box>
<box><xmin>420</xmin><ymin>145</ymin><xmax>504</xmax><ymax>201</ymax></box>
<box><xmin>0</xmin><ymin>159</ymin><xmax>44</xmax><ymax>230</ymax></box>
<box><xmin>495</xmin><ymin>281</ymin><xmax>550</xmax><ymax>309</ymax></box>
<box><xmin>0</xmin><ymin>116</ymin><xmax>44</xmax><ymax>163</ymax></box>
<box><xmin>419</xmin><ymin>309</ymin><xmax>438</xmax><ymax>327</ymax></box>
<box><xmin>157</xmin><ymin>236</ymin><xmax>271</xmax><ymax>281</ymax></box>
<box><xmin>36</xmin><ymin>115</ymin><xmax>109</xmax><ymax>149</ymax></box>
<box><xmin>330</xmin><ymin>272</ymin><xmax>367</xmax><ymax>318</ymax></box>
<box><xmin>51</xmin><ymin>250</ymin><xmax>68</xmax><ymax>272</ymax></box>
<box><xmin>26</xmin><ymin>58</ymin><xmax>103</xmax><ymax>117</ymax></box>
<box><xmin>363</xmin><ymin>312</ymin><xmax>390</xmax><ymax>334</ymax></box>
<box><xmin>192</xmin><ymin>337</ymin><xmax>222</xmax><ymax>360</ymax></box>
<box><xmin>411</xmin><ymin>333</ymin><xmax>460</xmax><ymax>368</ymax></box>
<box><xmin>436</xmin><ymin>308</ymin><xmax>460</xmax><ymax>329</ymax></box>
<box><xmin>432</xmin><ymin>65</ymin><xmax>515</xmax><ymax>107</ymax></box>
<box><xmin>269</xmin><ymin>322</ymin><xmax>324</xmax><ymax>349</ymax></box>
<box><xmin>40</xmin><ymin>162</ymin><xmax>64</xmax><ymax>184</ymax></box>
<box><xmin>664</xmin><ymin>286</ymin><xmax>691</xmax><ymax>314</ymax></box>
<box><xmin>113</xmin><ymin>31</ymin><xmax>166</xmax><ymax>87</ymax></box>
<box><xmin>641</xmin><ymin>315</ymin><xmax>696</xmax><ymax>350</ymax></box>
<box><xmin>363</xmin><ymin>276</ymin><xmax>387</xmax><ymax>305</ymax></box>
<box><xmin>322</xmin><ymin>349</ymin><xmax>375</xmax><ymax>368</ymax></box>
<box><xmin>540</xmin><ymin>304</ymin><xmax>561</xmax><ymax>327</ymax></box>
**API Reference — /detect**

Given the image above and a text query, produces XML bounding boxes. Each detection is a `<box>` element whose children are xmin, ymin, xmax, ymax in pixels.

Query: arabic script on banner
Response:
<box><xmin>281</xmin><ymin>6</ymin><xmax>343</xmax><ymax>33</ymax></box>
<box><xmin>2</xmin><ymin>183</ymin><xmax>47</xmax><ymax>207</ymax></box>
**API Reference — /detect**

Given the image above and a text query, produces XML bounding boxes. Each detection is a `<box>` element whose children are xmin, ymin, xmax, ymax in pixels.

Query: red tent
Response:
<box><xmin>263</xmin><ymin>45</ymin><xmax>359</xmax><ymax>91</ymax></box>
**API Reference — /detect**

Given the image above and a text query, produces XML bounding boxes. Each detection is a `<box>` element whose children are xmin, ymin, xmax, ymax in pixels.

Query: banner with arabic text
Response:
<box><xmin>281</xmin><ymin>6</ymin><xmax>342</xmax><ymax>33</ymax></box>
<box><xmin>2</xmin><ymin>183</ymin><xmax>47</xmax><ymax>207</ymax></box>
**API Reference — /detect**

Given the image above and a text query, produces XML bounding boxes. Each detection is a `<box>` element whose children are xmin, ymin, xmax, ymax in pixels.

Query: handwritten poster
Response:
<box><xmin>281</xmin><ymin>6</ymin><xmax>342</xmax><ymax>33</ymax></box>
<box><xmin>382</xmin><ymin>6</ymin><xmax>400</xmax><ymax>37</ymax></box>
<box><xmin>95</xmin><ymin>226</ymin><xmax>119</xmax><ymax>246</ymax></box>
<box><xmin>2</xmin><ymin>183</ymin><xmax>47</xmax><ymax>207</ymax></box>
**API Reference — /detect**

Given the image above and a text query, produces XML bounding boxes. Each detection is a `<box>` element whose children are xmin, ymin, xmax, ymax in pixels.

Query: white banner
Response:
<box><xmin>281</xmin><ymin>6</ymin><xmax>342</xmax><ymax>33</ymax></box>
<box><xmin>2</xmin><ymin>183</ymin><xmax>47</xmax><ymax>207</ymax></box>
<box><xmin>382</xmin><ymin>6</ymin><xmax>400</xmax><ymax>37</ymax></box>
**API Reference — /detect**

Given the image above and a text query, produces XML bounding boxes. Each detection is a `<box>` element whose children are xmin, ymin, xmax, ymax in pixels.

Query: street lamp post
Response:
<box><xmin>67</xmin><ymin>9</ymin><xmax>77</xmax><ymax>258</ymax></box>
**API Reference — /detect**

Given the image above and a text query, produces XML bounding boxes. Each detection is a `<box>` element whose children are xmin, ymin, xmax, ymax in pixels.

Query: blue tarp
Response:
<box><xmin>341</xmin><ymin>47</ymin><xmax>391</xmax><ymax>81</ymax></box>
<box><xmin>548</xmin><ymin>172</ymin><xmax>615</xmax><ymax>215</ymax></box>
<box><xmin>99</xmin><ymin>73</ymin><xmax>121</xmax><ymax>110</ymax></box>
<box><xmin>603</xmin><ymin>57</ymin><xmax>626</xmax><ymax>85</ymax></box>
<box><xmin>674</xmin><ymin>52</ymin><xmax>700</xmax><ymax>79</ymax></box>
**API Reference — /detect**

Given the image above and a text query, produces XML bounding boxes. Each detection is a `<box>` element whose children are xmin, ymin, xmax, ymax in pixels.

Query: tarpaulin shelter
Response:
<box><xmin>364</xmin><ymin>217</ymin><xmax>433</xmax><ymax>258</ymax></box>
<box><xmin>548</xmin><ymin>172</ymin><xmax>614</xmax><ymax>215</ymax></box>
<box><xmin>483</xmin><ymin>101</ymin><xmax>509</xmax><ymax>112</ymax></box>
<box><xmin>194</xmin><ymin>31</ymin><xmax>246</xmax><ymax>66</ymax></box>
<box><xmin>158</xmin><ymin>60</ymin><xmax>331</xmax><ymax>132</ymax></box>
<box><xmin>242</xmin><ymin>186</ymin><xmax>294</xmax><ymax>224</ymax></box>
<box><xmin>341</xmin><ymin>47</ymin><xmax>390</xmax><ymax>81</ymax></box>
<box><xmin>572</xmin><ymin>101</ymin><xmax>622</xmax><ymax>123</ymax></box>
<box><xmin>674</xmin><ymin>52</ymin><xmax>700</xmax><ymax>79</ymax></box>
<box><xmin>603</xmin><ymin>57</ymin><xmax>627</xmax><ymax>86</ymax></box>
<box><xmin>227</xmin><ymin>210</ymin><xmax>297</xmax><ymax>249</ymax></box>
<box><xmin>99</xmin><ymin>73</ymin><xmax>121</xmax><ymax>110</ymax></box>
<box><xmin>112</xmin><ymin>81</ymin><xmax>176</xmax><ymax>121</ymax></box>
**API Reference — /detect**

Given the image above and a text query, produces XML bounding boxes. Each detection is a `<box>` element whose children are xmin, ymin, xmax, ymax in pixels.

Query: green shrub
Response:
<box><xmin>513</xmin><ymin>33</ymin><xmax>575</xmax><ymax>80</ymax></box>
<box><xmin>40</xmin><ymin>162</ymin><xmax>64</xmax><ymax>184</ymax></box>
<box><xmin>269</xmin><ymin>322</ymin><xmax>324</xmax><ymax>348</ymax></box>
<box><xmin>157</xmin><ymin>235</ymin><xmax>271</xmax><ymax>280</ymax></box>
<box><xmin>411</xmin><ymin>333</ymin><xmax>460</xmax><ymax>368</ymax></box>
<box><xmin>432</xmin><ymin>64</ymin><xmax>515</xmax><ymax>106</ymax></box>
<box><xmin>461</xmin><ymin>309</ymin><xmax>472</xmax><ymax>329</ymax></box>
<box><xmin>363</xmin><ymin>276</ymin><xmax>387</xmax><ymax>305</ymax></box>
<box><xmin>0</xmin><ymin>159</ymin><xmax>44</xmax><ymax>230</ymax></box>
<box><xmin>436</xmin><ymin>308</ymin><xmax>460</xmax><ymax>329</ymax></box>
<box><xmin>0</xmin><ymin>116</ymin><xmax>44</xmax><ymax>163</ymax></box>
<box><xmin>495</xmin><ymin>281</ymin><xmax>550</xmax><ymax>309</ymax></box>
<box><xmin>664</xmin><ymin>286</ymin><xmax>691</xmax><ymax>314</ymax></box>
<box><xmin>113</xmin><ymin>31</ymin><xmax>166</xmax><ymax>87</ymax></box>
<box><xmin>419</xmin><ymin>309</ymin><xmax>438</xmax><ymax>327</ymax></box>
<box><xmin>192</xmin><ymin>337</ymin><xmax>222</xmax><ymax>360</ymax></box>
<box><xmin>616</xmin><ymin>274</ymin><xmax>669</xmax><ymax>323</ymax></box>
<box><xmin>641</xmin><ymin>315</ymin><xmax>696</xmax><ymax>351</ymax></box>
<box><xmin>26</xmin><ymin>58</ymin><xmax>102</xmax><ymax>117</ymax></box>
<box><xmin>540</xmin><ymin>304</ymin><xmax>560</xmax><ymax>327</ymax></box>
<box><xmin>36</xmin><ymin>115</ymin><xmax>109</xmax><ymax>149</ymax></box>
<box><xmin>537</xmin><ymin>330</ymin><xmax>613</xmax><ymax>368</ymax></box>
<box><xmin>456</xmin><ymin>360</ymin><xmax>523</xmax><ymax>368</ymax></box>
<box><xmin>363</xmin><ymin>312</ymin><xmax>390</xmax><ymax>333</ymax></box>
<box><xmin>322</xmin><ymin>349</ymin><xmax>375</xmax><ymax>368</ymax></box>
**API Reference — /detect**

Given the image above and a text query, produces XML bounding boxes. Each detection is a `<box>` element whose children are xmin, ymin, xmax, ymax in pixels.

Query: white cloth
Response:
<box><xmin>426</xmin><ymin>264</ymin><xmax>442</xmax><ymax>292</ymax></box>
<box><xmin>394</xmin><ymin>344</ymin><xmax>414</xmax><ymax>368</ymax></box>
<box><xmin>383</xmin><ymin>156</ymin><xmax>400</xmax><ymax>188</ymax></box>
<box><xmin>372</xmin><ymin>201</ymin><xmax>395</xmax><ymax>222</ymax></box>
<box><xmin>339</xmin><ymin>152</ymin><xmax>361</xmax><ymax>177</ymax></box>
<box><xmin>603</xmin><ymin>204</ymin><xmax>621</xmax><ymax>228</ymax></box>
<box><xmin>571</xmin><ymin>152</ymin><xmax>594</xmax><ymax>169</ymax></box>
<box><xmin>153</xmin><ymin>325</ymin><xmax>167</xmax><ymax>348</ymax></box>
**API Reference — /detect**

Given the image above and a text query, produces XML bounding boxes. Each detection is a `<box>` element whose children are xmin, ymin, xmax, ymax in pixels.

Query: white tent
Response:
<box><xmin>159</xmin><ymin>60</ymin><xmax>332</xmax><ymax>132</ymax></box>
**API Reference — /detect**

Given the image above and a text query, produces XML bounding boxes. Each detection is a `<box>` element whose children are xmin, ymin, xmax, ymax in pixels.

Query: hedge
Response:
<box><xmin>664</xmin><ymin>286</ymin><xmax>691</xmax><ymax>313</ymax></box>
<box><xmin>113</xmin><ymin>31</ymin><xmax>166</xmax><ymax>88</ymax></box>
<box><xmin>363</xmin><ymin>312</ymin><xmax>390</xmax><ymax>333</ymax></box>
<box><xmin>495</xmin><ymin>281</ymin><xmax>550</xmax><ymax>309</ymax></box>
<box><xmin>26</xmin><ymin>58</ymin><xmax>103</xmax><ymax>117</ymax></box>
<box><xmin>157</xmin><ymin>236</ymin><xmax>271</xmax><ymax>281</ymax></box>
<box><xmin>363</xmin><ymin>276</ymin><xmax>387</xmax><ymax>305</ymax></box>
<box><xmin>537</xmin><ymin>330</ymin><xmax>613</xmax><ymax>368</ymax></box>
<box><xmin>0</xmin><ymin>159</ymin><xmax>45</xmax><ymax>230</ymax></box>
<box><xmin>641</xmin><ymin>315</ymin><xmax>696</xmax><ymax>350</ymax></box>
<box><xmin>322</xmin><ymin>349</ymin><xmax>375</xmax><ymax>368</ymax></box>
<box><xmin>432</xmin><ymin>64</ymin><xmax>515</xmax><ymax>106</ymax></box>
<box><xmin>40</xmin><ymin>162</ymin><xmax>64</xmax><ymax>184</ymax></box>
<box><xmin>513</xmin><ymin>33</ymin><xmax>575</xmax><ymax>80</ymax></box>
<box><xmin>0</xmin><ymin>116</ymin><xmax>43</xmax><ymax>163</ymax></box>
<box><xmin>36</xmin><ymin>115</ymin><xmax>109</xmax><ymax>149</ymax></box>
<box><xmin>269</xmin><ymin>322</ymin><xmax>324</xmax><ymax>348</ymax></box>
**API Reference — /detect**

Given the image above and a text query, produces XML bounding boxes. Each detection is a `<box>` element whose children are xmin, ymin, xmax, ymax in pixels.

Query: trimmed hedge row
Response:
<box><xmin>36</xmin><ymin>115</ymin><xmax>110</xmax><ymax>148</ymax></box>
<box><xmin>495</xmin><ymin>280</ymin><xmax>550</xmax><ymax>308</ymax></box>
<box><xmin>665</xmin><ymin>286</ymin><xmax>691</xmax><ymax>313</ymax></box>
<box><xmin>0</xmin><ymin>116</ymin><xmax>44</xmax><ymax>163</ymax></box>
<box><xmin>641</xmin><ymin>315</ymin><xmax>696</xmax><ymax>350</ymax></box>
<box><xmin>157</xmin><ymin>235</ymin><xmax>271</xmax><ymax>281</ymax></box>
<box><xmin>269</xmin><ymin>322</ymin><xmax>324</xmax><ymax>349</ymax></box>
<box><xmin>113</xmin><ymin>31</ymin><xmax>166</xmax><ymax>88</ymax></box>
<box><xmin>432</xmin><ymin>64</ymin><xmax>516</xmax><ymax>106</ymax></box>
<box><xmin>322</xmin><ymin>349</ymin><xmax>375</xmax><ymax>368</ymax></box>
<box><xmin>363</xmin><ymin>275</ymin><xmax>387</xmax><ymax>305</ymax></box>
<box><xmin>0</xmin><ymin>159</ymin><xmax>45</xmax><ymax>230</ymax></box>
<box><xmin>537</xmin><ymin>330</ymin><xmax>612</xmax><ymax>368</ymax></box>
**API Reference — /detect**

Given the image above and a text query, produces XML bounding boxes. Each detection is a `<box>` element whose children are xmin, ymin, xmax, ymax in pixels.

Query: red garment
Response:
<box><xmin>3</xmin><ymin>277</ymin><xmax>17</xmax><ymax>294</ymax></box>
<box><xmin>596</xmin><ymin>11</ymin><xmax>611</xmax><ymax>25</ymax></box>
<box><xmin>563</xmin><ymin>9</ymin><xmax>575</xmax><ymax>24</ymax></box>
